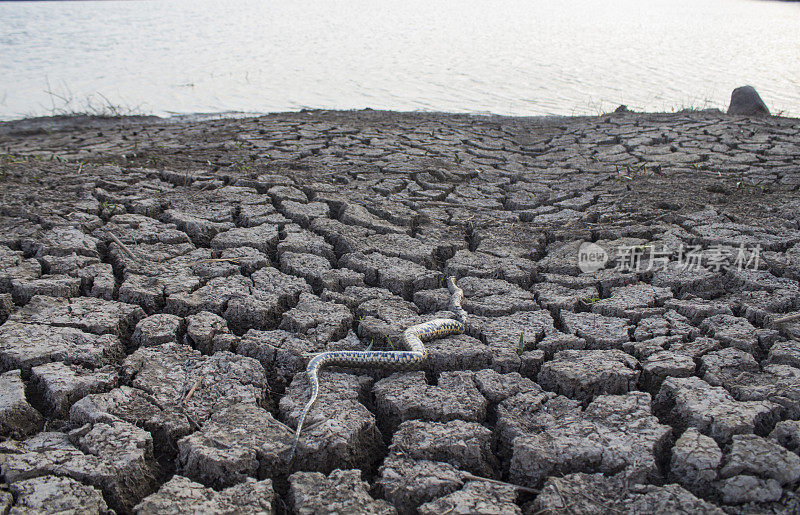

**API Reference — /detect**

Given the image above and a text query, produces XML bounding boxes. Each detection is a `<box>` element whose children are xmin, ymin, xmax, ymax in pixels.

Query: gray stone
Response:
<box><xmin>767</xmin><ymin>339</ymin><xmax>800</xmax><ymax>369</ymax></box>
<box><xmin>9</xmin><ymin>295</ymin><xmax>145</xmax><ymax>342</ymax></box>
<box><xmin>279</xmin><ymin>251</ymin><xmax>333</xmax><ymax>292</ymax></box>
<box><xmin>373</xmin><ymin>371</ymin><xmax>487</xmax><ymax>432</ymax></box>
<box><xmin>0</xmin><ymin>292</ymin><xmax>13</xmax><ymax>324</ymax></box>
<box><xmin>339</xmin><ymin>252</ymin><xmax>439</xmax><ymax>300</ymax></box>
<box><xmin>8</xmin><ymin>475</ymin><xmax>109</xmax><ymax>514</ymax></box>
<box><xmin>185</xmin><ymin>311</ymin><xmax>230</xmax><ymax>354</ymax></box>
<box><xmin>446</xmin><ymin>250</ymin><xmax>537</xmax><ymax>287</ymax></box>
<box><xmin>30</xmin><ymin>362</ymin><xmax>117</xmax><ymax>418</ymax></box>
<box><xmin>591</xmin><ymin>283</ymin><xmax>672</xmax><ymax>322</ymax></box>
<box><xmin>417</xmin><ymin>480</ymin><xmax>519</xmax><ymax>515</ymax></box>
<box><xmin>533</xmin><ymin>282</ymin><xmax>598</xmax><ymax>312</ymax></box>
<box><xmin>280</xmin><ymin>372</ymin><xmax>384</xmax><ymax>472</ymax></box>
<box><xmin>456</xmin><ymin>276</ymin><xmax>537</xmax><ymax>316</ymax></box>
<box><xmin>531</xmin><ymin>471</ymin><xmax>724</xmax><ymax>514</ymax></box>
<box><xmin>728</xmin><ymin>85</ymin><xmax>770</xmax><ymax>116</ymax></box>
<box><xmin>134</xmin><ymin>475</ymin><xmax>275</xmax><ymax>514</ymax></box>
<box><xmin>716</xmin><ymin>475</ymin><xmax>782</xmax><ymax>504</ymax></box>
<box><xmin>670</xmin><ymin>428</ymin><xmax>722</xmax><ymax>495</ymax></box>
<box><xmin>640</xmin><ymin>350</ymin><xmax>695</xmax><ymax>392</ymax></box>
<box><xmin>177</xmin><ymin>404</ymin><xmax>292</xmax><ymax>488</ymax></box>
<box><xmin>132</xmin><ymin>313</ymin><xmax>184</xmax><ymax>348</ymax></box>
<box><xmin>719</xmin><ymin>434</ymin><xmax>800</xmax><ymax>485</ymax></box>
<box><xmin>537</xmin><ymin>349</ymin><xmax>639</xmax><ymax>401</ymax></box>
<box><xmin>161</xmin><ymin>208</ymin><xmax>235</xmax><ymax>247</ymax></box>
<box><xmin>0</xmin><ymin>322</ymin><xmax>124</xmax><ymax>374</ymax></box>
<box><xmin>509</xmin><ymin>392</ymin><xmax>670</xmax><ymax>488</ymax></box>
<box><xmin>72</xmin><ymin>344</ymin><xmax>266</xmax><ymax>454</ymax></box>
<box><xmin>633</xmin><ymin>310</ymin><xmax>699</xmax><ymax>342</ymax></box>
<box><xmin>11</xmin><ymin>275</ymin><xmax>82</xmax><ymax>304</ymax></box>
<box><xmin>559</xmin><ymin>311</ymin><xmax>631</xmax><ymax>349</ymax></box>
<box><xmin>279</xmin><ymin>293</ymin><xmax>353</xmax><ymax>345</ymax></box>
<box><xmin>477</xmin><ymin>310</ymin><xmax>556</xmax><ymax>372</ymax></box>
<box><xmin>425</xmin><ymin>333</ymin><xmax>492</xmax><ymax>375</ymax></box>
<box><xmin>0</xmin><ymin>370</ymin><xmax>43</xmax><ymax>438</ymax></box>
<box><xmin>770</xmin><ymin>419</ymin><xmax>800</xmax><ymax>454</ymax></box>
<box><xmin>288</xmin><ymin>469</ymin><xmax>396</xmax><ymax>515</ymax></box>
<box><xmin>701</xmin><ymin>348</ymin><xmax>800</xmax><ymax>419</ymax></box>
<box><xmin>210</xmin><ymin>223</ymin><xmax>279</xmax><ymax>255</ymax></box>
<box><xmin>0</xmin><ymin>419</ymin><xmax>159</xmax><ymax>513</ymax></box>
<box><xmin>655</xmin><ymin>376</ymin><xmax>780</xmax><ymax>444</ymax></box>
<box><xmin>376</xmin><ymin>454</ymin><xmax>466</xmax><ymax>514</ymax></box>
<box><xmin>390</xmin><ymin>420</ymin><xmax>498</xmax><ymax>478</ymax></box>
<box><xmin>701</xmin><ymin>314</ymin><xmax>760</xmax><ymax>354</ymax></box>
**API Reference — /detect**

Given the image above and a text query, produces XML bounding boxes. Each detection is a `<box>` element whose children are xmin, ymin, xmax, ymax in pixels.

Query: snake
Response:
<box><xmin>288</xmin><ymin>276</ymin><xmax>467</xmax><ymax>460</ymax></box>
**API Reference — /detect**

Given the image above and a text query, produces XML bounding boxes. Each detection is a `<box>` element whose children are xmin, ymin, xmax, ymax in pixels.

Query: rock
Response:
<box><xmin>389</xmin><ymin>420</ymin><xmax>498</xmax><ymax>478</ymax></box>
<box><xmin>339</xmin><ymin>252</ymin><xmax>439</xmax><ymax>300</ymax></box>
<box><xmin>655</xmin><ymin>376</ymin><xmax>780</xmax><ymax>444</ymax></box>
<box><xmin>473</xmin><ymin>369</ymin><xmax>542</xmax><ymax>405</ymax></box>
<box><xmin>477</xmin><ymin>310</ymin><xmax>556</xmax><ymax>373</ymax></box>
<box><xmin>373</xmin><ymin>371</ymin><xmax>487</xmax><ymax>432</ymax></box>
<box><xmin>210</xmin><ymin>223</ymin><xmax>279</xmax><ymax>256</ymax></box>
<box><xmin>719</xmin><ymin>434</ymin><xmax>800</xmax><ymax>485</ymax></box>
<box><xmin>716</xmin><ymin>475</ymin><xmax>782</xmax><ymax>504</ymax></box>
<box><xmin>71</xmin><ymin>344</ymin><xmax>266</xmax><ymax>455</ymax></box>
<box><xmin>533</xmin><ymin>282</ymin><xmax>598</xmax><ymax>313</ymax></box>
<box><xmin>537</xmin><ymin>349</ymin><xmax>639</xmax><ymax>401</ymax></box>
<box><xmin>8</xmin><ymin>475</ymin><xmax>109</xmax><ymax>514</ymax></box>
<box><xmin>456</xmin><ymin>277</ymin><xmax>537</xmax><ymax>316</ymax></box>
<box><xmin>185</xmin><ymin>311</ymin><xmax>230</xmax><ymax>354</ymax></box>
<box><xmin>30</xmin><ymin>362</ymin><xmax>117</xmax><ymax>418</ymax></box>
<box><xmin>591</xmin><ymin>283</ymin><xmax>672</xmax><ymax>322</ymax></box>
<box><xmin>701</xmin><ymin>314</ymin><xmax>760</xmax><ymax>355</ymax></box>
<box><xmin>424</xmin><ymin>333</ymin><xmax>492</xmax><ymax>375</ymax></box>
<box><xmin>279</xmin><ymin>293</ymin><xmax>353</xmax><ymax>345</ymax></box>
<box><xmin>376</xmin><ymin>454</ymin><xmax>465</xmax><ymax>514</ymax></box>
<box><xmin>279</xmin><ymin>251</ymin><xmax>333</xmax><ymax>293</ymax></box>
<box><xmin>728</xmin><ymin>85</ymin><xmax>770</xmax><ymax>116</ymax></box>
<box><xmin>132</xmin><ymin>313</ymin><xmax>184</xmax><ymax>348</ymax></box>
<box><xmin>177</xmin><ymin>404</ymin><xmax>292</xmax><ymax>488</ymax></box>
<box><xmin>0</xmin><ymin>293</ymin><xmax>13</xmax><ymax>324</ymax></box>
<box><xmin>509</xmin><ymin>392</ymin><xmax>670</xmax><ymax>487</ymax></box>
<box><xmin>770</xmin><ymin>419</ymin><xmax>800</xmax><ymax>454</ymax></box>
<box><xmin>633</xmin><ymin>310</ymin><xmax>699</xmax><ymax>342</ymax></box>
<box><xmin>559</xmin><ymin>311</ymin><xmax>631</xmax><ymax>350</ymax></box>
<box><xmin>531</xmin><ymin>472</ymin><xmax>723</xmax><ymax>514</ymax></box>
<box><xmin>134</xmin><ymin>475</ymin><xmax>275</xmax><ymax>514</ymax></box>
<box><xmin>670</xmin><ymin>428</ymin><xmax>722</xmax><ymax>495</ymax></box>
<box><xmin>640</xmin><ymin>350</ymin><xmax>695</xmax><ymax>392</ymax></box>
<box><xmin>0</xmin><ymin>419</ymin><xmax>159</xmax><ymax>513</ymax></box>
<box><xmin>417</xmin><ymin>480</ymin><xmax>520</xmax><ymax>515</ymax></box>
<box><xmin>288</xmin><ymin>469</ymin><xmax>396</xmax><ymax>515</ymax></box>
<box><xmin>280</xmin><ymin>372</ymin><xmax>385</xmax><ymax>472</ymax></box>
<box><xmin>700</xmin><ymin>348</ymin><xmax>800</xmax><ymax>419</ymax></box>
<box><xmin>0</xmin><ymin>370</ymin><xmax>44</xmax><ymax>438</ymax></box>
<box><xmin>9</xmin><ymin>295</ymin><xmax>145</xmax><ymax>342</ymax></box>
<box><xmin>446</xmin><ymin>250</ymin><xmax>537</xmax><ymax>287</ymax></box>
<box><xmin>0</xmin><ymin>321</ymin><xmax>124</xmax><ymax>374</ymax></box>
<box><xmin>11</xmin><ymin>275</ymin><xmax>82</xmax><ymax>305</ymax></box>
<box><xmin>766</xmin><ymin>339</ymin><xmax>800</xmax><ymax>369</ymax></box>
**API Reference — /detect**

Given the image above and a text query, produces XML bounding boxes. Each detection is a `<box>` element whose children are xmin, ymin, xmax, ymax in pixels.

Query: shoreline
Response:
<box><xmin>1</xmin><ymin>106</ymin><xmax>799</xmax><ymax>513</ymax></box>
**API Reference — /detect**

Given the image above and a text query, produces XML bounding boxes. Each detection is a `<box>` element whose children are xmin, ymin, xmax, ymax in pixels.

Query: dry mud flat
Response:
<box><xmin>0</xmin><ymin>108</ymin><xmax>799</xmax><ymax>513</ymax></box>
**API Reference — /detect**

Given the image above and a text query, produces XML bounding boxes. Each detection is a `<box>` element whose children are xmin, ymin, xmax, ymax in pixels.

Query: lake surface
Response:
<box><xmin>1</xmin><ymin>0</ymin><xmax>799</xmax><ymax>121</ymax></box>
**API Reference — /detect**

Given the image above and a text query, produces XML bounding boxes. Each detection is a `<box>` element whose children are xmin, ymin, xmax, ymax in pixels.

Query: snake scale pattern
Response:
<box><xmin>288</xmin><ymin>276</ymin><xmax>467</xmax><ymax>460</ymax></box>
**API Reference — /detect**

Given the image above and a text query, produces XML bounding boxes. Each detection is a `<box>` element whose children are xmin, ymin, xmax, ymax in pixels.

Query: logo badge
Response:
<box><xmin>577</xmin><ymin>242</ymin><xmax>608</xmax><ymax>273</ymax></box>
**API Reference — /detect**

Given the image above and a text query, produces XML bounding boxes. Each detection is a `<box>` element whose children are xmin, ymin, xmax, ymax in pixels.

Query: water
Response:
<box><xmin>1</xmin><ymin>0</ymin><xmax>798</xmax><ymax>121</ymax></box>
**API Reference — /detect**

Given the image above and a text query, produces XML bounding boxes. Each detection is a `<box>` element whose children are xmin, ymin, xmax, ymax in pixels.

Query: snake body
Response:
<box><xmin>288</xmin><ymin>276</ymin><xmax>467</xmax><ymax>459</ymax></box>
